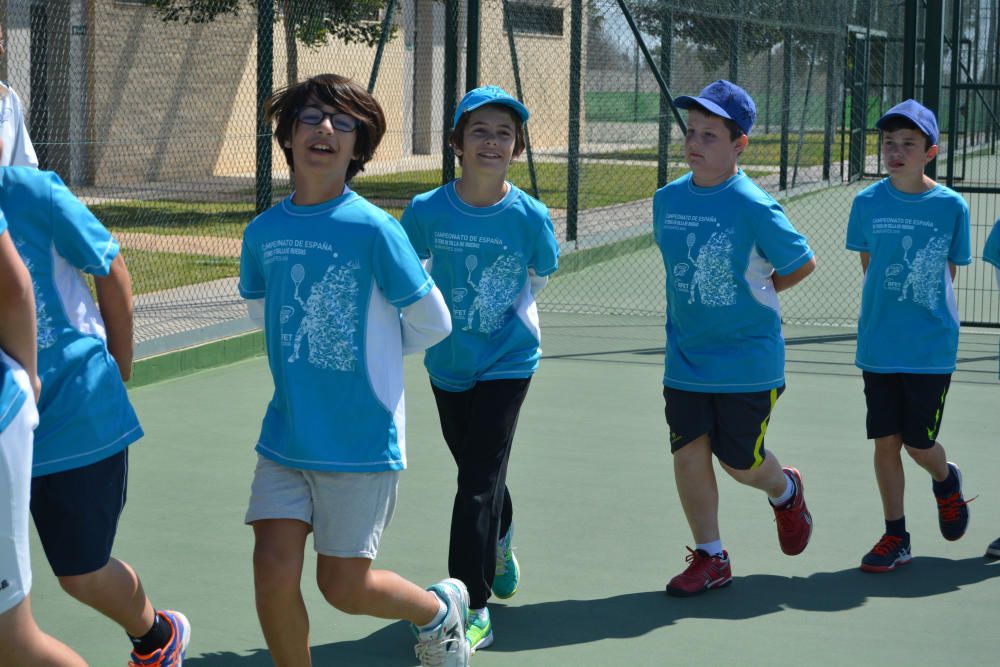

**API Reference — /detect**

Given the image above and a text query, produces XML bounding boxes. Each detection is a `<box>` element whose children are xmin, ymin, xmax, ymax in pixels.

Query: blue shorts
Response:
<box><xmin>663</xmin><ymin>385</ymin><xmax>785</xmax><ymax>470</ymax></box>
<box><xmin>31</xmin><ymin>449</ymin><xmax>128</xmax><ymax>577</ymax></box>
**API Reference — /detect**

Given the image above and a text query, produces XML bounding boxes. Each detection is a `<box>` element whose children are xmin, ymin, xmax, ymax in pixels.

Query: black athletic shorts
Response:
<box><xmin>663</xmin><ymin>385</ymin><xmax>785</xmax><ymax>470</ymax></box>
<box><xmin>31</xmin><ymin>449</ymin><xmax>128</xmax><ymax>576</ymax></box>
<box><xmin>862</xmin><ymin>371</ymin><xmax>951</xmax><ymax>449</ymax></box>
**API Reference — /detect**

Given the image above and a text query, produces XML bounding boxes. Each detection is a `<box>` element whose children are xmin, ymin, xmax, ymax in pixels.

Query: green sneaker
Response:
<box><xmin>492</xmin><ymin>525</ymin><xmax>520</xmax><ymax>599</ymax></box>
<box><xmin>466</xmin><ymin>607</ymin><xmax>493</xmax><ymax>653</ymax></box>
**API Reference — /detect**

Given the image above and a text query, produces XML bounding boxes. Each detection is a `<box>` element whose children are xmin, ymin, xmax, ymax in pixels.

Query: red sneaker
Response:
<box><xmin>665</xmin><ymin>547</ymin><xmax>732</xmax><ymax>597</ymax></box>
<box><xmin>772</xmin><ymin>467</ymin><xmax>812</xmax><ymax>555</ymax></box>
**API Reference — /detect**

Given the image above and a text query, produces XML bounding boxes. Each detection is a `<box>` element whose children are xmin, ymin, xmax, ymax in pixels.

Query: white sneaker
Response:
<box><xmin>413</xmin><ymin>578</ymin><xmax>471</xmax><ymax>667</ymax></box>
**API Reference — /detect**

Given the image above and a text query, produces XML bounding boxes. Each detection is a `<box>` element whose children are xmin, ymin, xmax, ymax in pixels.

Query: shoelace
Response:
<box><xmin>936</xmin><ymin>492</ymin><xmax>977</xmax><ymax>521</ymax></box>
<box><xmin>415</xmin><ymin>634</ymin><xmax>462</xmax><ymax>666</ymax></box>
<box><xmin>681</xmin><ymin>546</ymin><xmax>719</xmax><ymax>573</ymax></box>
<box><xmin>870</xmin><ymin>534</ymin><xmax>905</xmax><ymax>556</ymax></box>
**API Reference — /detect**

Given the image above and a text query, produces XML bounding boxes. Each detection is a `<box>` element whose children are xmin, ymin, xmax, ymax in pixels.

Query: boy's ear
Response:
<box><xmin>283</xmin><ymin>140</ymin><xmax>292</xmax><ymax>148</ymax></box>
<box><xmin>734</xmin><ymin>133</ymin><xmax>749</xmax><ymax>155</ymax></box>
<box><xmin>926</xmin><ymin>145</ymin><xmax>940</xmax><ymax>161</ymax></box>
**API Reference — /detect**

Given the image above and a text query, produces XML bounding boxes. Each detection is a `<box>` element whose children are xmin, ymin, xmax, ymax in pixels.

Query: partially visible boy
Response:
<box><xmin>0</xmin><ymin>24</ymin><xmax>38</xmax><ymax>167</ymax></box>
<box><xmin>981</xmin><ymin>218</ymin><xmax>1000</xmax><ymax>560</ymax></box>
<box><xmin>0</xmin><ymin>167</ymin><xmax>189</xmax><ymax>665</ymax></box>
<box><xmin>0</xmin><ymin>207</ymin><xmax>86</xmax><ymax>666</ymax></box>
<box><xmin>654</xmin><ymin>80</ymin><xmax>816</xmax><ymax>597</ymax></box>
<box><xmin>240</xmin><ymin>73</ymin><xmax>469</xmax><ymax>666</ymax></box>
<box><xmin>846</xmin><ymin>99</ymin><xmax>972</xmax><ymax>573</ymax></box>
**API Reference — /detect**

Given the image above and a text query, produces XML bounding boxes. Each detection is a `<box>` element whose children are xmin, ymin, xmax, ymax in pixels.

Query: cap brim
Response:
<box><xmin>875</xmin><ymin>112</ymin><xmax>938</xmax><ymax>143</ymax></box>
<box><xmin>674</xmin><ymin>95</ymin><xmax>734</xmax><ymax>122</ymax></box>
<box><xmin>453</xmin><ymin>99</ymin><xmax>530</xmax><ymax>129</ymax></box>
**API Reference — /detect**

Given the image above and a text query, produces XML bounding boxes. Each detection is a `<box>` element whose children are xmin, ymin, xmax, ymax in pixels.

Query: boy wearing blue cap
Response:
<box><xmin>653</xmin><ymin>80</ymin><xmax>816</xmax><ymax>597</ymax></box>
<box><xmin>983</xmin><ymin>219</ymin><xmax>1000</xmax><ymax>560</ymax></box>
<box><xmin>0</xmin><ymin>161</ymin><xmax>189</xmax><ymax>664</ymax></box>
<box><xmin>239</xmin><ymin>74</ymin><xmax>471</xmax><ymax>666</ymax></box>
<box><xmin>846</xmin><ymin>99</ymin><xmax>972</xmax><ymax>573</ymax></box>
<box><xmin>0</xmin><ymin>208</ymin><xmax>86</xmax><ymax>666</ymax></box>
<box><xmin>401</xmin><ymin>85</ymin><xmax>559</xmax><ymax>651</ymax></box>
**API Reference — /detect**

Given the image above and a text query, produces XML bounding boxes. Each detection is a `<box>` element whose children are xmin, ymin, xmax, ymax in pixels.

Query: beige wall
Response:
<box><xmin>88</xmin><ymin>0</ymin><xmax>577</xmax><ymax>185</ymax></box>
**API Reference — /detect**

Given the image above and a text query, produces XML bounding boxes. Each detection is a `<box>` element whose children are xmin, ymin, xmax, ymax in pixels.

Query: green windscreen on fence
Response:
<box><xmin>1</xmin><ymin>0</ymin><xmax>998</xmax><ymax>353</ymax></box>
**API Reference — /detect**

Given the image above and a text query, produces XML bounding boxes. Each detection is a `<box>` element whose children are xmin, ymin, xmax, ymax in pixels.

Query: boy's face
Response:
<box><xmin>284</xmin><ymin>97</ymin><xmax>359</xmax><ymax>180</ymax></box>
<box><xmin>455</xmin><ymin>106</ymin><xmax>521</xmax><ymax>176</ymax></box>
<box><xmin>684</xmin><ymin>109</ymin><xmax>746</xmax><ymax>184</ymax></box>
<box><xmin>881</xmin><ymin>128</ymin><xmax>937</xmax><ymax>180</ymax></box>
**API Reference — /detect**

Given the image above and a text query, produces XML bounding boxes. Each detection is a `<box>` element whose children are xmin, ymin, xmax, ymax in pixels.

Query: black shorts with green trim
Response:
<box><xmin>662</xmin><ymin>385</ymin><xmax>785</xmax><ymax>470</ymax></box>
<box><xmin>862</xmin><ymin>371</ymin><xmax>951</xmax><ymax>449</ymax></box>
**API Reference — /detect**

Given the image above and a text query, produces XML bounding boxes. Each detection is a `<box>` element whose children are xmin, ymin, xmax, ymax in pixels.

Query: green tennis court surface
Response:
<box><xmin>28</xmin><ymin>314</ymin><xmax>1000</xmax><ymax>665</ymax></box>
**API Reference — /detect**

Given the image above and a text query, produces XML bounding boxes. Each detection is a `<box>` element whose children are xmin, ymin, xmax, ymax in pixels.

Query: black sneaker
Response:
<box><xmin>860</xmin><ymin>533</ymin><xmax>912</xmax><ymax>573</ymax></box>
<box><xmin>935</xmin><ymin>462</ymin><xmax>971</xmax><ymax>541</ymax></box>
<box><xmin>986</xmin><ymin>537</ymin><xmax>1000</xmax><ymax>559</ymax></box>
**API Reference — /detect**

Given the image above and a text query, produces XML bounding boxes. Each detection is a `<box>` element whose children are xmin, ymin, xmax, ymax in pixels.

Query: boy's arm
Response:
<box><xmin>771</xmin><ymin>256</ymin><xmax>816</xmax><ymax>292</ymax></box>
<box><xmin>0</xmin><ymin>232</ymin><xmax>40</xmax><ymax>400</ymax></box>
<box><xmin>93</xmin><ymin>254</ymin><xmax>134</xmax><ymax>382</ymax></box>
<box><xmin>859</xmin><ymin>252</ymin><xmax>870</xmax><ymax>274</ymax></box>
<box><xmin>948</xmin><ymin>261</ymin><xmax>957</xmax><ymax>282</ymax></box>
<box><xmin>400</xmin><ymin>286</ymin><xmax>452</xmax><ymax>355</ymax></box>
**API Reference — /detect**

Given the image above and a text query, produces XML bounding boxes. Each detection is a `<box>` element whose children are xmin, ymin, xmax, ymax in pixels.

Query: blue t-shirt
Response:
<box><xmin>240</xmin><ymin>188</ymin><xmax>434</xmax><ymax>472</ymax></box>
<box><xmin>400</xmin><ymin>182</ymin><xmax>559</xmax><ymax>392</ymax></box>
<box><xmin>0</xmin><ymin>214</ymin><xmax>28</xmax><ymax>433</ymax></box>
<box><xmin>0</xmin><ymin>167</ymin><xmax>142</xmax><ymax>475</ymax></box>
<box><xmin>846</xmin><ymin>179</ymin><xmax>971</xmax><ymax>374</ymax></box>
<box><xmin>653</xmin><ymin>170</ymin><xmax>814</xmax><ymax>393</ymax></box>
<box><xmin>983</xmin><ymin>219</ymin><xmax>1000</xmax><ymax>286</ymax></box>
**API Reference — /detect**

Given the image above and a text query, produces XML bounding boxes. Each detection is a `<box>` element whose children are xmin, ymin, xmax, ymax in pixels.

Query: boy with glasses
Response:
<box><xmin>240</xmin><ymin>73</ymin><xmax>470</xmax><ymax>666</ymax></box>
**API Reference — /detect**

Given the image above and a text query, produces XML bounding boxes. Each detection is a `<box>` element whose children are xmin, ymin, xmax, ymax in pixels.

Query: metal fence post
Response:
<box><xmin>566</xmin><ymin>0</ymin><xmax>582</xmax><ymax>243</ymax></box>
<box><xmin>255</xmin><ymin>0</ymin><xmax>273</xmax><ymax>216</ymax></box>
<box><xmin>501</xmin><ymin>0</ymin><xmax>539</xmax><ymax>199</ymax></box>
<box><xmin>443</xmin><ymin>0</ymin><xmax>459</xmax><ymax>184</ymax></box>
<box><xmin>466</xmin><ymin>0</ymin><xmax>480</xmax><ymax>91</ymax></box>
<box><xmin>924</xmin><ymin>0</ymin><xmax>944</xmax><ymax>180</ymax></box>
<box><xmin>367</xmin><ymin>0</ymin><xmax>397</xmax><ymax>94</ymax></box>
<box><xmin>946</xmin><ymin>0</ymin><xmax>962</xmax><ymax>188</ymax></box>
<box><xmin>658</xmin><ymin>3</ymin><xmax>673</xmax><ymax>188</ymax></box>
<box><xmin>902</xmin><ymin>0</ymin><xmax>917</xmax><ymax>99</ymax></box>
<box><xmin>779</xmin><ymin>0</ymin><xmax>792</xmax><ymax>192</ymax></box>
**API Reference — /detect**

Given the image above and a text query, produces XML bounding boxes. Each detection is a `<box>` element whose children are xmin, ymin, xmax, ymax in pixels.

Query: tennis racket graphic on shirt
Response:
<box><xmin>291</xmin><ymin>263</ymin><xmax>306</xmax><ymax>300</ymax></box>
<box><xmin>686</xmin><ymin>232</ymin><xmax>697</xmax><ymax>261</ymax></box>
<box><xmin>901</xmin><ymin>235</ymin><xmax>913</xmax><ymax>264</ymax></box>
<box><xmin>465</xmin><ymin>254</ymin><xmax>478</xmax><ymax>284</ymax></box>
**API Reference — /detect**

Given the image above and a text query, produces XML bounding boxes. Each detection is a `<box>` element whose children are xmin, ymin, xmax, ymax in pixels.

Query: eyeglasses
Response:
<box><xmin>296</xmin><ymin>107</ymin><xmax>359</xmax><ymax>132</ymax></box>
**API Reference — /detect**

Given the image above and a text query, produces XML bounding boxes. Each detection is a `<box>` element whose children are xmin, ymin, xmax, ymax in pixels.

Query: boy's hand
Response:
<box><xmin>30</xmin><ymin>374</ymin><xmax>41</xmax><ymax>403</ymax></box>
<box><xmin>772</xmin><ymin>256</ymin><xmax>817</xmax><ymax>292</ymax></box>
<box><xmin>94</xmin><ymin>253</ymin><xmax>135</xmax><ymax>382</ymax></box>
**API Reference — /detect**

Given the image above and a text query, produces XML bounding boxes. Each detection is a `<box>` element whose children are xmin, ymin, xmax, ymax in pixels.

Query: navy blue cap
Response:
<box><xmin>876</xmin><ymin>99</ymin><xmax>939</xmax><ymax>145</ymax></box>
<box><xmin>453</xmin><ymin>85</ymin><xmax>529</xmax><ymax>129</ymax></box>
<box><xmin>674</xmin><ymin>80</ymin><xmax>756</xmax><ymax>135</ymax></box>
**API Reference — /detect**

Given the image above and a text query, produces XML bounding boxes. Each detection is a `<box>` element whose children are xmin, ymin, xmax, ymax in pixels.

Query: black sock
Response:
<box><xmin>932</xmin><ymin>466</ymin><xmax>958</xmax><ymax>497</ymax></box>
<box><xmin>129</xmin><ymin>611</ymin><xmax>170</xmax><ymax>656</ymax></box>
<box><xmin>885</xmin><ymin>517</ymin><xmax>907</xmax><ymax>538</ymax></box>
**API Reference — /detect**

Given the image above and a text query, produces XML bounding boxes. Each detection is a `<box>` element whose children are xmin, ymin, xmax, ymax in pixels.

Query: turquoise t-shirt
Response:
<box><xmin>240</xmin><ymin>188</ymin><xmax>434</xmax><ymax>472</ymax></box>
<box><xmin>0</xmin><ymin>167</ymin><xmax>142</xmax><ymax>475</ymax></box>
<box><xmin>846</xmin><ymin>179</ymin><xmax>971</xmax><ymax>374</ymax></box>
<box><xmin>982</xmin><ymin>218</ymin><xmax>1000</xmax><ymax>286</ymax></box>
<box><xmin>0</xmin><ymin>214</ymin><xmax>27</xmax><ymax>433</ymax></box>
<box><xmin>400</xmin><ymin>182</ymin><xmax>559</xmax><ymax>392</ymax></box>
<box><xmin>653</xmin><ymin>170</ymin><xmax>813</xmax><ymax>393</ymax></box>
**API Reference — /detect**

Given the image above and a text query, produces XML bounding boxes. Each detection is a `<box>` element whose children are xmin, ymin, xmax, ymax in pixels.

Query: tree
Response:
<box><xmin>151</xmin><ymin>0</ymin><xmax>395</xmax><ymax>85</ymax></box>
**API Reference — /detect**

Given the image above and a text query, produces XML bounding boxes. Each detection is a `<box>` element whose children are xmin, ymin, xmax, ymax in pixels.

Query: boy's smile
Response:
<box><xmin>457</xmin><ymin>107</ymin><xmax>518</xmax><ymax>174</ymax></box>
<box><xmin>684</xmin><ymin>109</ymin><xmax>746</xmax><ymax>188</ymax></box>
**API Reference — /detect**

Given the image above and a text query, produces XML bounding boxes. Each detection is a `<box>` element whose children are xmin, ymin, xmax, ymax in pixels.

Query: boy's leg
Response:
<box><xmin>873</xmin><ymin>434</ymin><xmax>905</xmax><ymax>520</ymax></box>
<box><xmin>432</xmin><ymin>379</ymin><xmax>530</xmax><ymax>611</ymax></box>
<box><xmin>56</xmin><ymin>558</ymin><xmax>154</xmax><ymax>637</ymax></box>
<box><xmin>252</xmin><ymin>519</ymin><xmax>311</xmax><ymax>666</ymax></box>
<box><xmin>0</xmin><ymin>596</ymin><xmax>87</xmax><ymax>667</ymax></box>
<box><xmin>316</xmin><ymin>556</ymin><xmax>441</xmax><ymax>624</ymax></box>
<box><xmin>672</xmin><ymin>435</ymin><xmax>720</xmax><ymax>543</ymax></box>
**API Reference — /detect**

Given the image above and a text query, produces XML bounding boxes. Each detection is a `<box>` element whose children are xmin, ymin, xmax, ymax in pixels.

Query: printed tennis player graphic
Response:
<box><xmin>896</xmin><ymin>234</ymin><xmax>949</xmax><ymax>310</ymax></box>
<box><xmin>686</xmin><ymin>228</ymin><xmax>737</xmax><ymax>307</ymax></box>
<box><xmin>287</xmin><ymin>261</ymin><xmax>360</xmax><ymax>370</ymax></box>
<box><xmin>13</xmin><ymin>238</ymin><xmax>55</xmax><ymax>349</ymax></box>
<box><xmin>462</xmin><ymin>254</ymin><xmax>523</xmax><ymax>334</ymax></box>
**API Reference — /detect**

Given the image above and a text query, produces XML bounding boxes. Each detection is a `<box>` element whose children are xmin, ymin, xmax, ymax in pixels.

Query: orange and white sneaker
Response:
<box><xmin>129</xmin><ymin>610</ymin><xmax>191</xmax><ymax>667</ymax></box>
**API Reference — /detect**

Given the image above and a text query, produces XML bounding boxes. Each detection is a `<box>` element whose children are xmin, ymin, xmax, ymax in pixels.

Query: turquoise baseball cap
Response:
<box><xmin>675</xmin><ymin>79</ymin><xmax>757</xmax><ymax>135</ymax></box>
<box><xmin>453</xmin><ymin>85</ymin><xmax>530</xmax><ymax>129</ymax></box>
<box><xmin>876</xmin><ymin>99</ymin><xmax>939</xmax><ymax>145</ymax></box>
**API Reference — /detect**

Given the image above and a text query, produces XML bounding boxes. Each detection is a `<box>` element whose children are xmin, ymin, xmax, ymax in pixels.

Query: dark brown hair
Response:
<box><xmin>687</xmin><ymin>103</ymin><xmax>744</xmax><ymax>141</ymax></box>
<box><xmin>879</xmin><ymin>116</ymin><xmax>934</xmax><ymax>150</ymax></box>
<box><xmin>265</xmin><ymin>74</ymin><xmax>386</xmax><ymax>181</ymax></box>
<box><xmin>449</xmin><ymin>104</ymin><xmax>526</xmax><ymax>165</ymax></box>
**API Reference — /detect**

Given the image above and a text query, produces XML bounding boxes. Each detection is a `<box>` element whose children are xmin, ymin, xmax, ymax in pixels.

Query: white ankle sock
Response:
<box><xmin>769</xmin><ymin>472</ymin><xmax>795</xmax><ymax>506</ymax></box>
<box><xmin>696</xmin><ymin>540</ymin><xmax>723</xmax><ymax>556</ymax></box>
<box><xmin>419</xmin><ymin>598</ymin><xmax>448</xmax><ymax>632</ymax></box>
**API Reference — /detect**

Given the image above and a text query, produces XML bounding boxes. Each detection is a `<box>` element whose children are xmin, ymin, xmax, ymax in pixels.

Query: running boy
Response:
<box><xmin>978</xmin><ymin>217</ymin><xmax>999</xmax><ymax>560</ymax></box>
<box><xmin>0</xmin><ymin>166</ymin><xmax>190</xmax><ymax>665</ymax></box>
<box><xmin>400</xmin><ymin>85</ymin><xmax>558</xmax><ymax>651</ymax></box>
<box><xmin>653</xmin><ymin>80</ymin><xmax>816</xmax><ymax>597</ymax></box>
<box><xmin>0</xmin><ymin>208</ymin><xmax>85</xmax><ymax>666</ymax></box>
<box><xmin>846</xmin><ymin>99</ymin><xmax>972</xmax><ymax>573</ymax></box>
<box><xmin>239</xmin><ymin>74</ymin><xmax>470</xmax><ymax>667</ymax></box>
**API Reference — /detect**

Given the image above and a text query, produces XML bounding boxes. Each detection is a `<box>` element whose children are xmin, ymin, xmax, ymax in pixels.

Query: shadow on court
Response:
<box><xmin>184</xmin><ymin>557</ymin><xmax>999</xmax><ymax>665</ymax></box>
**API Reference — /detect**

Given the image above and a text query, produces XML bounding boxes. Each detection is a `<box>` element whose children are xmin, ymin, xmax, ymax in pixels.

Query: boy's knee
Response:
<box><xmin>903</xmin><ymin>441</ymin><xmax>937</xmax><ymax>461</ymax></box>
<box><xmin>57</xmin><ymin>571</ymin><xmax>101</xmax><ymax>600</ymax></box>
<box><xmin>252</xmin><ymin>548</ymin><xmax>301</xmax><ymax>592</ymax></box>
<box><xmin>317</xmin><ymin>574</ymin><xmax>367</xmax><ymax>615</ymax></box>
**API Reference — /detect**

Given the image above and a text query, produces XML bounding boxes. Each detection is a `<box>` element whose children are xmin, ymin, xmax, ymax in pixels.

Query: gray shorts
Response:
<box><xmin>245</xmin><ymin>455</ymin><xmax>399</xmax><ymax>559</ymax></box>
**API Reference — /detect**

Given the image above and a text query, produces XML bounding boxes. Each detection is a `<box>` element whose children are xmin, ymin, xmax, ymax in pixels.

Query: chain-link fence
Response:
<box><xmin>1</xmin><ymin>0</ymin><xmax>998</xmax><ymax>352</ymax></box>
